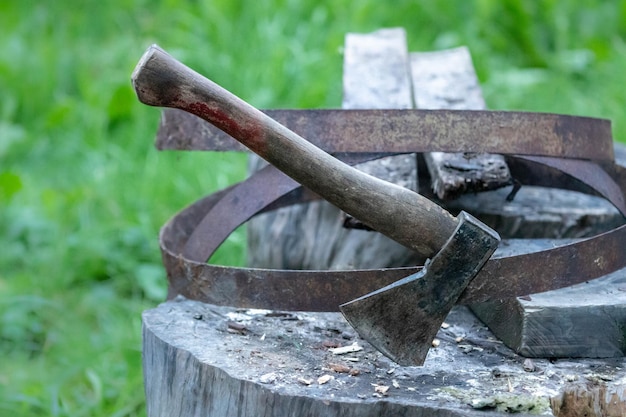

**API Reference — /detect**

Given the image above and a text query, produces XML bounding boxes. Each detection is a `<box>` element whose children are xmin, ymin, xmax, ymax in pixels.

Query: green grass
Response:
<box><xmin>1</xmin><ymin>1</ymin><xmax>625</xmax><ymax>415</ymax></box>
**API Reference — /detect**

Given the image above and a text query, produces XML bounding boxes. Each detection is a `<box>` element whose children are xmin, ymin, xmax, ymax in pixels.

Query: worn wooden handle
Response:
<box><xmin>132</xmin><ymin>44</ymin><xmax>458</xmax><ymax>257</ymax></box>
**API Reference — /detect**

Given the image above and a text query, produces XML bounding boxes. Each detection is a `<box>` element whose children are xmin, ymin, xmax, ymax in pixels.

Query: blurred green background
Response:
<box><xmin>1</xmin><ymin>1</ymin><xmax>625</xmax><ymax>415</ymax></box>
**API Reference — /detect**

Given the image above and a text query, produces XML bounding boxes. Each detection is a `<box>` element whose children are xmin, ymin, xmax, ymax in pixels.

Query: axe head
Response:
<box><xmin>340</xmin><ymin>211</ymin><xmax>499</xmax><ymax>366</ymax></box>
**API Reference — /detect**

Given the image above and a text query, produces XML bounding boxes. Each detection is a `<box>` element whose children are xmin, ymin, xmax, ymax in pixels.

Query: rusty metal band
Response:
<box><xmin>160</xmin><ymin>144</ymin><xmax>626</xmax><ymax>312</ymax></box>
<box><xmin>157</xmin><ymin>108</ymin><xmax>615</xmax><ymax>162</ymax></box>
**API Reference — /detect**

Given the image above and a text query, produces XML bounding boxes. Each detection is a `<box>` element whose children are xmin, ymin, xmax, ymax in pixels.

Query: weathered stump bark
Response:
<box><xmin>550</xmin><ymin>380</ymin><xmax>626</xmax><ymax>417</ymax></box>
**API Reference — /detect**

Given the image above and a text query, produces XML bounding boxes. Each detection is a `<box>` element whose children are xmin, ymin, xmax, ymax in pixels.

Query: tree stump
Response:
<box><xmin>143</xmin><ymin>296</ymin><xmax>626</xmax><ymax>416</ymax></box>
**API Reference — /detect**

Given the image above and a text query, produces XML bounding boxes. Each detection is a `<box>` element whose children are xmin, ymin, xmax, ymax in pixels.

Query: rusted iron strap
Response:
<box><xmin>161</xmin><ymin>146</ymin><xmax>626</xmax><ymax>312</ymax></box>
<box><xmin>156</xmin><ymin>108</ymin><xmax>615</xmax><ymax>162</ymax></box>
<box><xmin>509</xmin><ymin>156</ymin><xmax>626</xmax><ymax>214</ymax></box>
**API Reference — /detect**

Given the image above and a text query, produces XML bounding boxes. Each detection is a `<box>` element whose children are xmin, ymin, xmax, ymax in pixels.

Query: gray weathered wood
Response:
<box><xmin>446</xmin><ymin>185</ymin><xmax>623</xmax><ymax>239</ymax></box>
<box><xmin>143</xmin><ymin>296</ymin><xmax>626</xmax><ymax>417</ymax></box>
<box><xmin>410</xmin><ymin>47</ymin><xmax>512</xmax><ymax>200</ymax></box>
<box><xmin>471</xmin><ymin>266</ymin><xmax>626</xmax><ymax>358</ymax></box>
<box><xmin>247</xmin><ymin>28</ymin><xmax>423</xmax><ymax>269</ymax></box>
<box><xmin>470</xmin><ymin>144</ymin><xmax>626</xmax><ymax>358</ymax></box>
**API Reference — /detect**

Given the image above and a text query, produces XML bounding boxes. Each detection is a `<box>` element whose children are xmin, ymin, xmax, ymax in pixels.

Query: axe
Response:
<box><xmin>132</xmin><ymin>45</ymin><xmax>500</xmax><ymax>366</ymax></box>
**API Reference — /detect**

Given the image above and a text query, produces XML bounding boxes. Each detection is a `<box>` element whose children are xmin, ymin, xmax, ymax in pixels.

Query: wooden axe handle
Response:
<box><xmin>132</xmin><ymin>45</ymin><xmax>458</xmax><ymax>258</ymax></box>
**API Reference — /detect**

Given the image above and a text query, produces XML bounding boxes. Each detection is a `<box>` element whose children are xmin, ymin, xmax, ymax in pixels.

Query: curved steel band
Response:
<box><xmin>157</xmin><ymin>109</ymin><xmax>615</xmax><ymax>162</ymax></box>
<box><xmin>159</xmin><ymin>110</ymin><xmax>626</xmax><ymax>312</ymax></box>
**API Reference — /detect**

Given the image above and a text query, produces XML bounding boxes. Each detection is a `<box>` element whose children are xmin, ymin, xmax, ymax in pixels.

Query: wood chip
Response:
<box><xmin>328</xmin><ymin>342</ymin><xmax>363</xmax><ymax>355</ymax></box>
<box><xmin>372</xmin><ymin>384</ymin><xmax>390</xmax><ymax>395</ymax></box>
<box><xmin>317</xmin><ymin>374</ymin><xmax>334</xmax><ymax>385</ymax></box>
<box><xmin>349</xmin><ymin>368</ymin><xmax>361</xmax><ymax>376</ymax></box>
<box><xmin>329</xmin><ymin>363</ymin><xmax>351</xmax><ymax>373</ymax></box>
<box><xmin>259</xmin><ymin>372</ymin><xmax>277</xmax><ymax>384</ymax></box>
<box><xmin>227</xmin><ymin>321</ymin><xmax>247</xmax><ymax>334</ymax></box>
<box><xmin>392</xmin><ymin>379</ymin><xmax>400</xmax><ymax>389</ymax></box>
<box><xmin>227</xmin><ymin>321</ymin><xmax>246</xmax><ymax>331</ymax></box>
<box><xmin>297</xmin><ymin>377</ymin><xmax>312</xmax><ymax>386</ymax></box>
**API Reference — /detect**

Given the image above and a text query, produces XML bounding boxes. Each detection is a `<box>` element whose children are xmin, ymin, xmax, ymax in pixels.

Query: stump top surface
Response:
<box><xmin>143</xmin><ymin>297</ymin><xmax>626</xmax><ymax>416</ymax></box>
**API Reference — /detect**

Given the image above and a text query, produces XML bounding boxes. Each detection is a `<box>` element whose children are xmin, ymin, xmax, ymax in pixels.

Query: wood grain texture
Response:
<box><xmin>551</xmin><ymin>381</ymin><xmax>626</xmax><ymax>417</ymax></box>
<box><xmin>445</xmin><ymin>185</ymin><xmax>623</xmax><ymax>239</ymax></box>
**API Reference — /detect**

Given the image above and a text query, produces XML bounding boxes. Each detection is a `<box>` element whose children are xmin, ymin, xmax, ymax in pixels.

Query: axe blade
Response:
<box><xmin>340</xmin><ymin>211</ymin><xmax>500</xmax><ymax>366</ymax></box>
